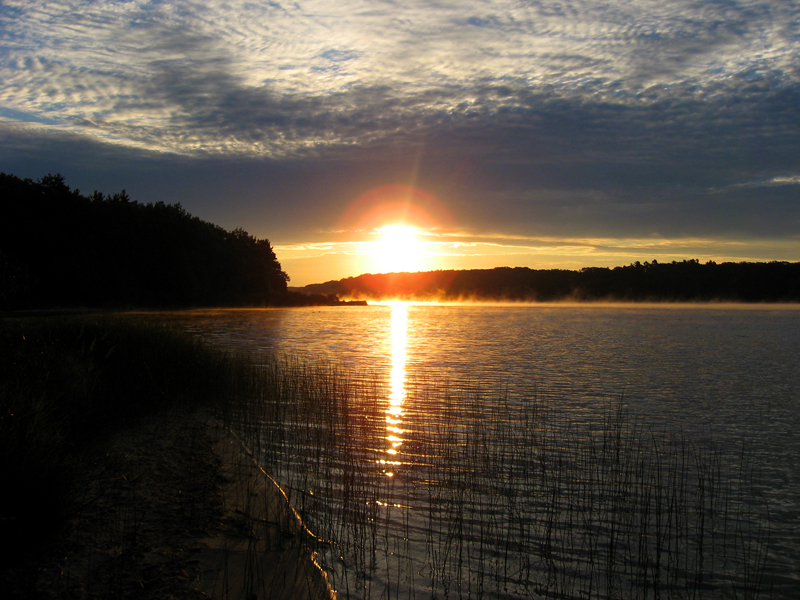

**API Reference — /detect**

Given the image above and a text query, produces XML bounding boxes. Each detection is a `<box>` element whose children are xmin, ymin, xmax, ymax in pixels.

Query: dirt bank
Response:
<box><xmin>3</xmin><ymin>413</ymin><xmax>335</xmax><ymax>600</ymax></box>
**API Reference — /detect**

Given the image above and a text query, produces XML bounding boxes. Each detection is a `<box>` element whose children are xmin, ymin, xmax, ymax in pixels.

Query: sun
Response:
<box><xmin>372</xmin><ymin>224</ymin><xmax>426</xmax><ymax>273</ymax></box>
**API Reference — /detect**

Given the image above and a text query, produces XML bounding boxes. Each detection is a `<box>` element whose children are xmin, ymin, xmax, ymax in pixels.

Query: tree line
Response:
<box><xmin>5</xmin><ymin>172</ymin><xmax>796</xmax><ymax>308</ymax></box>
<box><xmin>1</xmin><ymin>172</ymin><xmax>350</xmax><ymax>310</ymax></box>
<box><xmin>300</xmin><ymin>260</ymin><xmax>800</xmax><ymax>302</ymax></box>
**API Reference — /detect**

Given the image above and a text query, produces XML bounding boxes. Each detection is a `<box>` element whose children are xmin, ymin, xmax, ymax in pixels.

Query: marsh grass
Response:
<box><xmin>223</xmin><ymin>355</ymin><xmax>774</xmax><ymax>600</ymax></box>
<box><xmin>0</xmin><ymin>315</ymin><xmax>254</xmax><ymax>564</ymax></box>
<box><xmin>1</xmin><ymin>316</ymin><xmax>776</xmax><ymax>599</ymax></box>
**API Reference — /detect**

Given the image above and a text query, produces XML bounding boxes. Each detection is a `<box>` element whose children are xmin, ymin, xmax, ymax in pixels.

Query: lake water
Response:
<box><xmin>152</xmin><ymin>303</ymin><xmax>800</xmax><ymax>599</ymax></box>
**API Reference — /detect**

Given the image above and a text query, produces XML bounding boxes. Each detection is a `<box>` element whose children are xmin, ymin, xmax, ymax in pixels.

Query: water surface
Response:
<box><xmin>150</xmin><ymin>303</ymin><xmax>800</xmax><ymax>598</ymax></box>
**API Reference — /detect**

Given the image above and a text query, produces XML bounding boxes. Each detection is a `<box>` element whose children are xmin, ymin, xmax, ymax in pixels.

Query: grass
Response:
<box><xmin>0</xmin><ymin>315</ymin><xmax>255</xmax><ymax>565</ymax></box>
<box><xmin>1</xmin><ymin>315</ymin><xmax>777</xmax><ymax>599</ymax></box>
<box><xmin>221</xmin><ymin>357</ymin><xmax>775</xmax><ymax>600</ymax></box>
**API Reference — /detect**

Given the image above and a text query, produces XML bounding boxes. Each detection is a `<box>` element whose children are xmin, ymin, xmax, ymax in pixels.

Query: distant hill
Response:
<box><xmin>298</xmin><ymin>261</ymin><xmax>800</xmax><ymax>302</ymax></box>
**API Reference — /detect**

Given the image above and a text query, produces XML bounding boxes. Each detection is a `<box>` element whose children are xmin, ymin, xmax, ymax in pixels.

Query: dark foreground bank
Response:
<box><xmin>0</xmin><ymin>318</ymin><xmax>242</xmax><ymax>562</ymax></box>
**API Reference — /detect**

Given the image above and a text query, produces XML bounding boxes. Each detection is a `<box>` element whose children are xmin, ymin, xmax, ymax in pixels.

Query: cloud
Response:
<box><xmin>0</xmin><ymin>105</ymin><xmax>58</xmax><ymax>125</ymax></box>
<box><xmin>277</xmin><ymin>229</ymin><xmax>800</xmax><ymax>285</ymax></box>
<box><xmin>2</xmin><ymin>0</ymin><xmax>800</xmax><ymax>275</ymax></box>
<box><xmin>2</xmin><ymin>0</ymin><xmax>798</xmax><ymax>158</ymax></box>
<box><xmin>733</xmin><ymin>175</ymin><xmax>800</xmax><ymax>189</ymax></box>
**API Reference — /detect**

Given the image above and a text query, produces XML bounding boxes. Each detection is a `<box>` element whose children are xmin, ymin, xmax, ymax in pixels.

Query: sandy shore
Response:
<box><xmin>5</xmin><ymin>413</ymin><xmax>335</xmax><ymax>600</ymax></box>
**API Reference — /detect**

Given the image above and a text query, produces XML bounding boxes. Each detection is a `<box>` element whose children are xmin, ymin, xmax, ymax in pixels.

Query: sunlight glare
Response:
<box><xmin>384</xmin><ymin>301</ymin><xmax>408</xmax><ymax>475</ymax></box>
<box><xmin>373</xmin><ymin>225</ymin><xmax>426</xmax><ymax>273</ymax></box>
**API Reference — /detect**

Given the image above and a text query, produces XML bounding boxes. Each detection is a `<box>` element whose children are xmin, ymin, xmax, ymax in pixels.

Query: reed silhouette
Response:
<box><xmin>224</xmin><ymin>356</ymin><xmax>774</xmax><ymax>600</ymax></box>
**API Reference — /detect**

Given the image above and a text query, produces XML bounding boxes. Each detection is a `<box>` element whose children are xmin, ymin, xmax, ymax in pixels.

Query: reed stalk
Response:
<box><xmin>220</xmin><ymin>353</ymin><xmax>774</xmax><ymax>600</ymax></box>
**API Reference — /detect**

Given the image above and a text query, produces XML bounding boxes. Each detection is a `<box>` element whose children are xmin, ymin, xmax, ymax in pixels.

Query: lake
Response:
<box><xmin>151</xmin><ymin>303</ymin><xmax>800</xmax><ymax>599</ymax></box>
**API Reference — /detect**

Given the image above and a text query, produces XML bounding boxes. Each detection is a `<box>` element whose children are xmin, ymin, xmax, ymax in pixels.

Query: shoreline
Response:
<box><xmin>4</xmin><ymin>413</ymin><xmax>335</xmax><ymax>600</ymax></box>
<box><xmin>202</xmin><ymin>418</ymin><xmax>336</xmax><ymax>600</ymax></box>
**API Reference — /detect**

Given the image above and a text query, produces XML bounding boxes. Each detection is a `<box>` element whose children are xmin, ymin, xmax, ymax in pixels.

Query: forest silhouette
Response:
<box><xmin>301</xmin><ymin>261</ymin><xmax>800</xmax><ymax>302</ymax></box>
<box><xmin>4</xmin><ymin>172</ymin><xmax>798</xmax><ymax>309</ymax></box>
<box><xmin>1</xmin><ymin>173</ymin><xmax>347</xmax><ymax>310</ymax></box>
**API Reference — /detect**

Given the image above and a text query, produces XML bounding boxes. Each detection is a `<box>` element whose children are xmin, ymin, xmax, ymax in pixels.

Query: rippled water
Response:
<box><xmin>150</xmin><ymin>303</ymin><xmax>800</xmax><ymax>598</ymax></box>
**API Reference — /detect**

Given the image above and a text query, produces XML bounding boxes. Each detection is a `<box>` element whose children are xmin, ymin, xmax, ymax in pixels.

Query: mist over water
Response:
<box><xmin>154</xmin><ymin>304</ymin><xmax>800</xmax><ymax>598</ymax></box>
<box><xmin>162</xmin><ymin>303</ymin><xmax>799</xmax><ymax>428</ymax></box>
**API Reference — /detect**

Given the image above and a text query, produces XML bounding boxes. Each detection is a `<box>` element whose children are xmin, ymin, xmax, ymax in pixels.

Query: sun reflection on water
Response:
<box><xmin>382</xmin><ymin>302</ymin><xmax>408</xmax><ymax>476</ymax></box>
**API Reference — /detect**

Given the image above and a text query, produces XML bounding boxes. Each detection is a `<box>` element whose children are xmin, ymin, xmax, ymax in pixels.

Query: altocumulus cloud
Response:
<box><xmin>1</xmin><ymin>0</ymin><xmax>799</xmax><ymax>275</ymax></box>
<box><xmin>3</xmin><ymin>0</ymin><xmax>798</xmax><ymax>156</ymax></box>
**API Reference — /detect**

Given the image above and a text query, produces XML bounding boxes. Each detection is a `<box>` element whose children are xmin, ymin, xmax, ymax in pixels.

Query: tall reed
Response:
<box><xmin>9</xmin><ymin>316</ymin><xmax>770</xmax><ymax>599</ymax></box>
<box><xmin>222</xmin><ymin>354</ymin><xmax>774</xmax><ymax>600</ymax></box>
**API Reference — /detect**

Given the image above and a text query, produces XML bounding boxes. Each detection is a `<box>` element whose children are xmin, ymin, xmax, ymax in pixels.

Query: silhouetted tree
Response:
<box><xmin>300</xmin><ymin>261</ymin><xmax>800</xmax><ymax>302</ymax></box>
<box><xmin>0</xmin><ymin>172</ymin><xmax>291</xmax><ymax>309</ymax></box>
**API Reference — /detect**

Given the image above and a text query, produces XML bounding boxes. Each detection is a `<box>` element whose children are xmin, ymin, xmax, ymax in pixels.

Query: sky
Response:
<box><xmin>1</xmin><ymin>0</ymin><xmax>799</xmax><ymax>286</ymax></box>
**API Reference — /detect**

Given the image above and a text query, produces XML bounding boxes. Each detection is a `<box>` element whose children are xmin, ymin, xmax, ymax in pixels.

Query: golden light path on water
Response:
<box><xmin>380</xmin><ymin>302</ymin><xmax>408</xmax><ymax>477</ymax></box>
